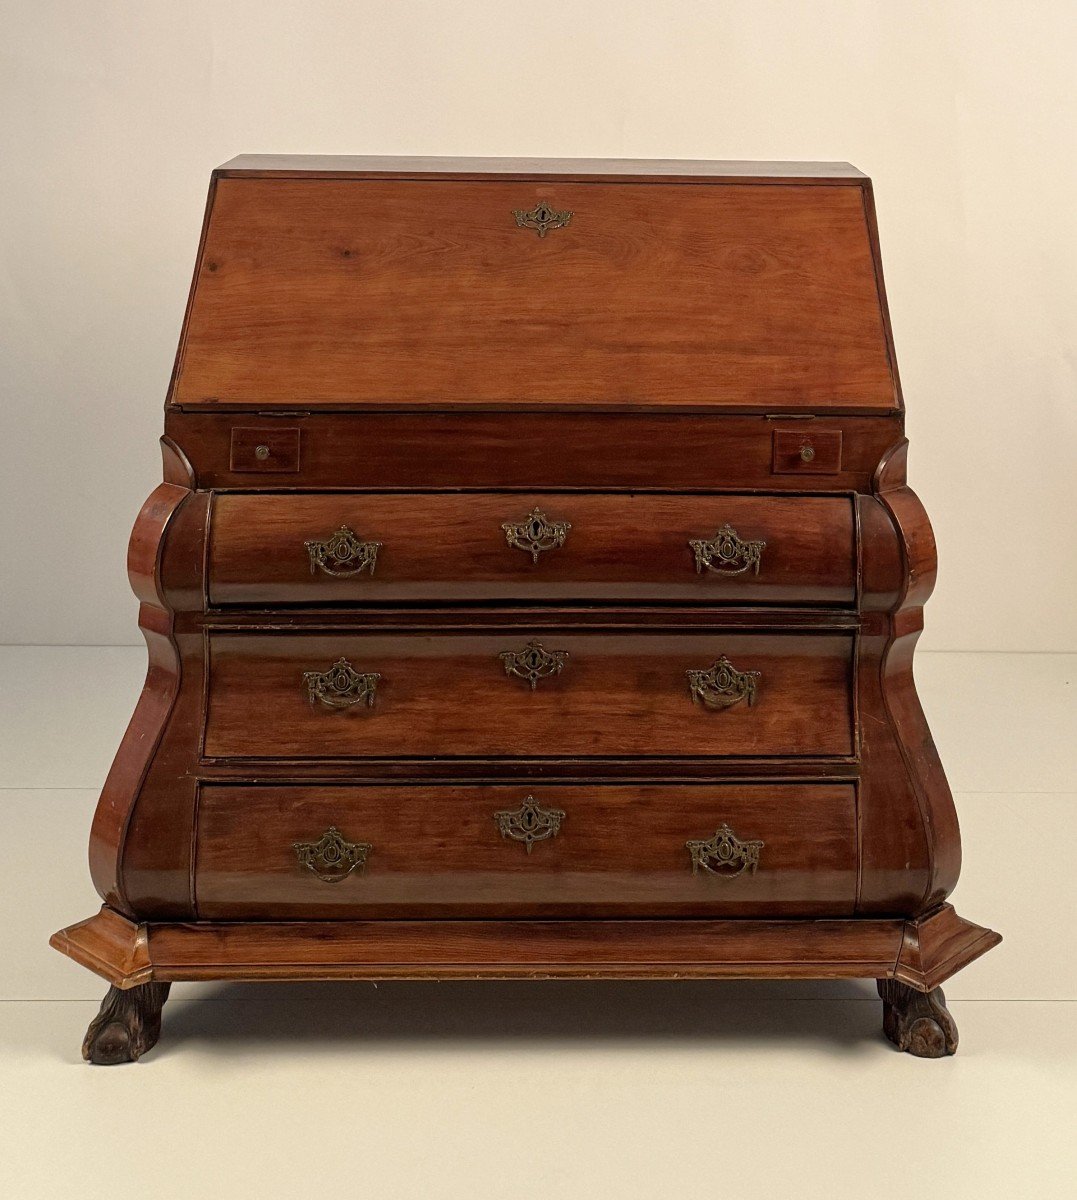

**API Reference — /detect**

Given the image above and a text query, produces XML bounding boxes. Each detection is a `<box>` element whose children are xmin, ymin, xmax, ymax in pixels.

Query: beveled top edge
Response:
<box><xmin>216</xmin><ymin>154</ymin><xmax>868</xmax><ymax>182</ymax></box>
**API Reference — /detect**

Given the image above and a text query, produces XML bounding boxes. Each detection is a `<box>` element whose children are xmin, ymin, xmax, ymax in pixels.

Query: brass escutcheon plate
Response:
<box><xmin>512</xmin><ymin>200</ymin><xmax>573</xmax><ymax>237</ymax></box>
<box><xmin>499</xmin><ymin>640</ymin><xmax>568</xmax><ymax>690</ymax></box>
<box><xmin>302</xmin><ymin>658</ymin><xmax>381</xmax><ymax>709</ymax></box>
<box><xmin>686</xmin><ymin>824</ymin><xmax>763</xmax><ymax>877</ymax></box>
<box><xmin>501</xmin><ymin>507</ymin><xmax>571</xmax><ymax>563</ymax></box>
<box><xmin>494</xmin><ymin>796</ymin><xmax>566</xmax><ymax>853</ymax></box>
<box><xmin>293</xmin><ymin>827</ymin><xmax>372</xmax><ymax>882</ymax></box>
<box><xmin>686</xmin><ymin>656</ymin><xmax>760</xmax><ymax>710</ymax></box>
<box><xmin>305</xmin><ymin>525</ymin><xmax>381</xmax><ymax>577</ymax></box>
<box><xmin>689</xmin><ymin>524</ymin><xmax>766</xmax><ymax>576</ymax></box>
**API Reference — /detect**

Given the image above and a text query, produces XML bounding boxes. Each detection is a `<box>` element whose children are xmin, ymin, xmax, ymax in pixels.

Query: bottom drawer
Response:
<box><xmin>195</xmin><ymin>783</ymin><xmax>858</xmax><ymax>919</ymax></box>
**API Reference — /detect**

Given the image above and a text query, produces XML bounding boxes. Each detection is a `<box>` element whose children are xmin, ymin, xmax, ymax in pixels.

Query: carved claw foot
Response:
<box><xmin>82</xmin><ymin>982</ymin><xmax>171</xmax><ymax>1064</ymax></box>
<box><xmin>877</xmin><ymin>979</ymin><xmax>958</xmax><ymax>1058</ymax></box>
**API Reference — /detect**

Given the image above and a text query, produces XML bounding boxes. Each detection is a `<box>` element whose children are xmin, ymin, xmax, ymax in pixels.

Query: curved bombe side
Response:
<box><xmin>855</xmin><ymin>439</ymin><xmax>960</xmax><ymax>915</ymax></box>
<box><xmin>88</xmin><ymin>439</ymin><xmax>208</xmax><ymax>919</ymax></box>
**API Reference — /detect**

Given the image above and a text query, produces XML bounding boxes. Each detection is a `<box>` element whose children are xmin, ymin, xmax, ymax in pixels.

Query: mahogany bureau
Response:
<box><xmin>52</xmin><ymin>155</ymin><xmax>1000</xmax><ymax>1062</ymax></box>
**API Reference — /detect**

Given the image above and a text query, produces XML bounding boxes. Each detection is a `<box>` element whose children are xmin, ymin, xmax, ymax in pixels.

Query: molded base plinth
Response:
<box><xmin>52</xmin><ymin>904</ymin><xmax>999</xmax><ymax>1061</ymax></box>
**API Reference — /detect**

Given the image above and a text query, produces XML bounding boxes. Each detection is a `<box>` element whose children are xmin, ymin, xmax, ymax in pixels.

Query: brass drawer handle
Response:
<box><xmin>512</xmin><ymin>201</ymin><xmax>573</xmax><ymax>238</ymax></box>
<box><xmin>499</xmin><ymin>640</ymin><xmax>568</xmax><ymax>690</ymax></box>
<box><xmin>293</xmin><ymin>827</ymin><xmax>371</xmax><ymax>882</ymax></box>
<box><xmin>686</xmin><ymin>824</ymin><xmax>763</xmax><ymax>877</ymax></box>
<box><xmin>502</xmin><ymin>507</ymin><xmax>571</xmax><ymax>563</ymax></box>
<box><xmin>689</xmin><ymin>524</ymin><xmax>766</xmax><ymax>576</ymax></box>
<box><xmin>494</xmin><ymin>796</ymin><xmax>565</xmax><ymax>853</ymax></box>
<box><xmin>686</xmin><ymin>656</ymin><xmax>760</xmax><ymax>709</ymax></box>
<box><xmin>303</xmin><ymin>658</ymin><xmax>381</xmax><ymax>709</ymax></box>
<box><xmin>305</xmin><ymin>525</ymin><xmax>381</xmax><ymax>577</ymax></box>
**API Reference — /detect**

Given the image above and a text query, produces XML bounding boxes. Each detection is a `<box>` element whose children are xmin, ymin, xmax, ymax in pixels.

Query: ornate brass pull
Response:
<box><xmin>499</xmin><ymin>640</ymin><xmax>568</xmax><ymax>690</ymax></box>
<box><xmin>293</xmin><ymin>827</ymin><xmax>372</xmax><ymax>882</ymax></box>
<box><xmin>686</xmin><ymin>656</ymin><xmax>760</xmax><ymax>710</ymax></box>
<box><xmin>686</xmin><ymin>824</ymin><xmax>763</xmax><ymax>877</ymax></box>
<box><xmin>502</xmin><ymin>507</ymin><xmax>571</xmax><ymax>563</ymax></box>
<box><xmin>305</xmin><ymin>525</ymin><xmax>381</xmax><ymax>577</ymax></box>
<box><xmin>689</xmin><ymin>525</ymin><xmax>766</xmax><ymax>576</ymax></box>
<box><xmin>494</xmin><ymin>796</ymin><xmax>565</xmax><ymax>853</ymax></box>
<box><xmin>303</xmin><ymin>658</ymin><xmax>381</xmax><ymax>709</ymax></box>
<box><xmin>512</xmin><ymin>200</ymin><xmax>573</xmax><ymax>238</ymax></box>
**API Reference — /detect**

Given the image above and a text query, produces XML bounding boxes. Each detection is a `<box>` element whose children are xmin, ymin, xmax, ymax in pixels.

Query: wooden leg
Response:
<box><xmin>877</xmin><ymin>979</ymin><xmax>958</xmax><ymax>1058</ymax></box>
<box><xmin>82</xmin><ymin>981</ymin><xmax>171</xmax><ymax>1064</ymax></box>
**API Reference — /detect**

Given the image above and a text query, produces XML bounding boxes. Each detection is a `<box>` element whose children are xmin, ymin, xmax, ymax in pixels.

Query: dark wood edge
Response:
<box><xmin>50</xmin><ymin>908</ymin><xmax>154</xmax><ymax>988</ymax></box>
<box><xmin>169</xmin><ymin>402</ymin><xmax>901</xmax><ymax>417</ymax></box>
<box><xmin>871</xmin><ymin>441</ymin><xmax>960</xmax><ymax>910</ymax></box>
<box><xmin>51</xmin><ymin>905</ymin><xmax>997</xmax><ymax>989</ymax></box>
<box><xmin>860</xmin><ymin>180</ymin><xmax>904</xmax><ymax>412</ymax></box>
<box><xmin>193</xmin><ymin>609</ymin><xmax>867</xmax><ymax>631</ymax></box>
<box><xmin>190</xmin><ymin>761</ymin><xmax>863</xmax><ymax>780</ymax></box>
<box><xmin>165</xmin><ymin>173</ymin><xmax>219</xmax><ymax>410</ymax></box>
<box><xmin>894</xmin><ymin>903</ymin><xmax>1003</xmax><ymax>991</ymax></box>
<box><xmin>88</xmin><ymin>485</ymin><xmax>192</xmax><ymax>912</ymax></box>
<box><xmin>213</xmin><ymin>156</ymin><xmax>868</xmax><ymax>183</ymax></box>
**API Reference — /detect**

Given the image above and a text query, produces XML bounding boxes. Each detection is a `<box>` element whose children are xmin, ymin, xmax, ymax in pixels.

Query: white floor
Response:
<box><xmin>1</xmin><ymin>646</ymin><xmax>1074</xmax><ymax>1199</ymax></box>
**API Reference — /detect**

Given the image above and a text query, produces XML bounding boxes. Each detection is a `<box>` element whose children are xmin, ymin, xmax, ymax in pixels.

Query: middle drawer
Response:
<box><xmin>207</xmin><ymin>493</ymin><xmax>857</xmax><ymax>606</ymax></box>
<box><xmin>203</xmin><ymin>630</ymin><xmax>855</xmax><ymax>759</ymax></box>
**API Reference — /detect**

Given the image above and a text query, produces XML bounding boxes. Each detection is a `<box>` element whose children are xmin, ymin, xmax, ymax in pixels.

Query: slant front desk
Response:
<box><xmin>51</xmin><ymin>156</ymin><xmax>999</xmax><ymax>1062</ymax></box>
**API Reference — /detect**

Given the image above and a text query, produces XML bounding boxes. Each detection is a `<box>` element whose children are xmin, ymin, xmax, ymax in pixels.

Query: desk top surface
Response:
<box><xmin>217</xmin><ymin>155</ymin><xmax>868</xmax><ymax>183</ymax></box>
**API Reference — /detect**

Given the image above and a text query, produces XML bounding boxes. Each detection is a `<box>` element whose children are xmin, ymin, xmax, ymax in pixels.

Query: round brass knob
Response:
<box><xmin>799</xmin><ymin>444</ymin><xmax>816</xmax><ymax>462</ymax></box>
<box><xmin>254</xmin><ymin>444</ymin><xmax>270</xmax><ymax>461</ymax></box>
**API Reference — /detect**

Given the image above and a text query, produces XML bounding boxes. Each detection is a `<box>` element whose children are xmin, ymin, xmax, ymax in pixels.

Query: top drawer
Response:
<box><xmin>207</xmin><ymin>493</ymin><xmax>857</xmax><ymax>606</ymax></box>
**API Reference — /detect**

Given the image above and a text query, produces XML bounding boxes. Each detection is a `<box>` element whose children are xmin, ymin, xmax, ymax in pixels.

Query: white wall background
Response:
<box><xmin>1</xmin><ymin>1</ymin><xmax>1074</xmax><ymax>649</ymax></box>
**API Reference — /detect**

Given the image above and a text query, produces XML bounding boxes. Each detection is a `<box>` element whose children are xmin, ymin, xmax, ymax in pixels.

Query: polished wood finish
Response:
<box><xmin>204</xmin><ymin>630</ymin><xmax>855</xmax><ymax>759</ymax></box>
<box><xmin>208</xmin><ymin>493</ymin><xmax>857</xmax><ymax>606</ymax></box>
<box><xmin>172</xmin><ymin>176</ymin><xmax>895</xmax><ymax>412</ymax></box>
<box><xmin>52</xmin><ymin>903</ymin><xmax>999</xmax><ymax>986</ymax></box>
<box><xmin>228</xmin><ymin>425</ymin><xmax>301</xmax><ymax>473</ymax></box>
<box><xmin>167</xmin><ymin>410</ymin><xmax>903</xmax><ymax>490</ymax></box>
<box><xmin>771</xmin><ymin>428</ymin><xmax>844</xmax><ymax>474</ymax></box>
<box><xmin>194</xmin><ymin>782</ymin><xmax>857</xmax><ymax>919</ymax></box>
<box><xmin>53</xmin><ymin>157</ymin><xmax>998</xmax><ymax>1060</ymax></box>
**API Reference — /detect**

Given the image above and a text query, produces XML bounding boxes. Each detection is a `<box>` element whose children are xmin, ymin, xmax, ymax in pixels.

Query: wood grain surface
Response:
<box><xmin>203</xmin><ymin>630</ymin><xmax>855</xmax><ymax>760</ymax></box>
<box><xmin>193</xmin><ymin>781</ymin><xmax>857</xmax><ymax>919</ymax></box>
<box><xmin>170</xmin><ymin>178</ymin><xmax>895</xmax><ymax>411</ymax></box>
<box><xmin>208</xmin><ymin>492</ymin><xmax>857</xmax><ymax>605</ymax></box>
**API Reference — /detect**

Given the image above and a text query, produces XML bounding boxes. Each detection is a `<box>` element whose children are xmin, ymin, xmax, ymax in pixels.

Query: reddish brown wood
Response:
<box><xmin>167</xmin><ymin>409</ymin><xmax>903</xmax><ymax>491</ymax></box>
<box><xmin>52</xmin><ymin>157</ymin><xmax>999</xmax><ymax>1060</ymax></box>
<box><xmin>51</xmin><ymin>903</ymin><xmax>997</xmax><ymax>987</ymax></box>
<box><xmin>203</xmin><ymin>630</ymin><xmax>855</xmax><ymax>760</ymax></box>
<box><xmin>228</xmin><ymin>426</ymin><xmax>300</xmax><ymax>473</ymax></box>
<box><xmin>171</xmin><ymin>176</ymin><xmax>895</xmax><ymax>412</ymax></box>
<box><xmin>207</xmin><ymin>492</ymin><xmax>856</xmax><ymax>606</ymax></box>
<box><xmin>88</xmin><ymin>477</ymin><xmax>191</xmax><ymax>914</ymax></box>
<box><xmin>771</xmin><ymin>428</ymin><xmax>843</xmax><ymax>474</ymax></box>
<box><xmin>894</xmin><ymin>901</ymin><xmax>1002</xmax><ymax>991</ymax></box>
<box><xmin>193</xmin><ymin>782</ymin><xmax>857</xmax><ymax>919</ymax></box>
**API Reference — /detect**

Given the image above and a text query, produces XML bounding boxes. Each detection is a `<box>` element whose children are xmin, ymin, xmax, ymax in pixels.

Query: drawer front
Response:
<box><xmin>204</xmin><ymin>631</ymin><xmax>854</xmax><ymax>759</ymax></box>
<box><xmin>208</xmin><ymin>493</ymin><xmax>856</xmax><ymax>606</ymax></box>
<box><xmin>194</xmin><ymin>782</ymin><xmax>858</xmax><ymax>918</ymax></box>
